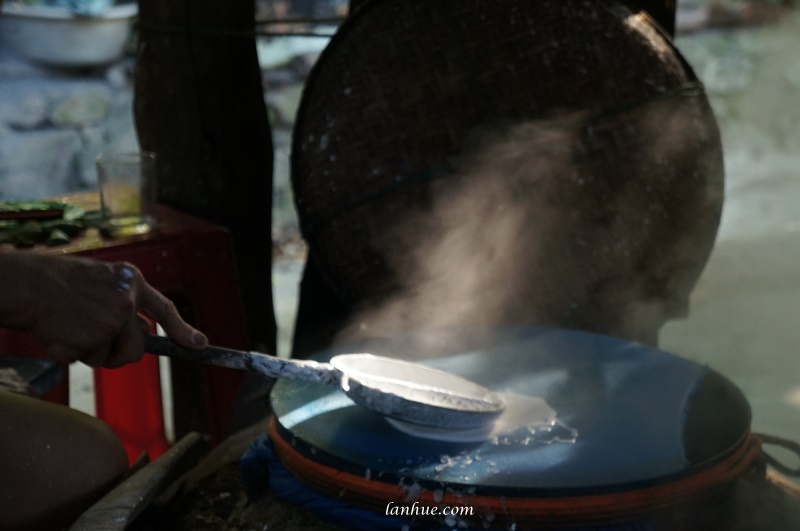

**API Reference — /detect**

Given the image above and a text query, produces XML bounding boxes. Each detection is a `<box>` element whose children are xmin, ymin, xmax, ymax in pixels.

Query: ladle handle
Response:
<box><xmin>143</xmin><ymin>334</ymin><xmax>339</xmax><ymax>385</ymax></box>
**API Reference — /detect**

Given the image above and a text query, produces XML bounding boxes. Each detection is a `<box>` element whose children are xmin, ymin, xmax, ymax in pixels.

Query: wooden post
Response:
<box><xmin>133</xmin><ymin>0</ymin><xmax>276</xmax><ymax>354</ymax></box>
<box><xmin>134</xmin><ymin>0</ymin><xmax>276</xmax><ymax>438</ymax></box>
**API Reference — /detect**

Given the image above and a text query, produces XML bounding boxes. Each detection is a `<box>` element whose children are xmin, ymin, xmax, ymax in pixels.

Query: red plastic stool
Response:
<box><xmin>80</xmin><ymin>206</ymin><xmax>249</xmax><ymax>462</ymax></box>
<box><xmin>0</xmin><ymin>203</ymin><xmax>250</xmax><ymax>463</ymax></box>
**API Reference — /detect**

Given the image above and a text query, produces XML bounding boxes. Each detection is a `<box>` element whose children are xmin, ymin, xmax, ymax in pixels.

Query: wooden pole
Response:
<box><xmin>133</xmin><ymin>0</ymin><xmax>276</xmax><ymax>355</ymax></box>
<box><xmin>134</xmin><ymin>0</ymin><xmax>276</xmax><ymax>438</ymax></box>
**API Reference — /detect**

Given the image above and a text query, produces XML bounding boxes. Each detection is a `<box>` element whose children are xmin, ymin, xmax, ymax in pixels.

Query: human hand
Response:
<box><xmin>4</xmin><ymin>253</ymin><xmax>208</xmax><ymax>368</ymax></box>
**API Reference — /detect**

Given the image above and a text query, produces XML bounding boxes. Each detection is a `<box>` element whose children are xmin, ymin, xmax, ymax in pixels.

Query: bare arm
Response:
<box><xmin>0</xmin><ymin>251</ymin><xmax>207</xmax><ymax>368</ymax></box>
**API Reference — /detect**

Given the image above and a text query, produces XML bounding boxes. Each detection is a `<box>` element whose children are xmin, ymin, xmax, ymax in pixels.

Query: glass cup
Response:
<box><xmin>95</xmin><ymin>151</ymin><xmax>156</xmax><ymax>235</ymax></box>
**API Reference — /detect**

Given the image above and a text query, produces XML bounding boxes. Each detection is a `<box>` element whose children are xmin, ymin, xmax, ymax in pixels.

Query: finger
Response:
<box><xmin>104</xmin><ymin>316</ymin><xmax>145</xmax><ymax>369</ymax></box>
<box><xmin>79</xmin><ymin>341</ymin><xmax>115</xmax><ymax>368</ymax></box>
<box><xmin>44</xmin><ymin>343</ymin><xmax>82</xmax><ymax>365</ymax></box>
<box><xmin>136</xmin><ymin>283</ymin><xmax>208</xmax><ymax>349</ymax></box>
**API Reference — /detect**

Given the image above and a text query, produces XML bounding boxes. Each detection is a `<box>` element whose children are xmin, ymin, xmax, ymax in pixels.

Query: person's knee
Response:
<box><xmin>68</xmin><ymin>410</ymin><xmax>130</xmax><ymax>491</ymax></box>
<box><xmin>0</xmin><ymin>392</ymin><xmax>128</xmax><ymax>530</ymax></box>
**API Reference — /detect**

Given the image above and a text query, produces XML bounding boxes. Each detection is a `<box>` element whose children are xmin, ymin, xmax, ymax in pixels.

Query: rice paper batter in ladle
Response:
<box><xmin>144</xmin><ymin>335</ymin><xmax>504</xmax><ymax>430</ymax></box>
<box><xmin>386</xmin><ymin>391</ymin><xmax>570</xmax><ymax>443</ymax></box>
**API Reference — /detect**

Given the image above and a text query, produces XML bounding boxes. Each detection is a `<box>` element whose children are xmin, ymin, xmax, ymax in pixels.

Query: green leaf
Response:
<box><xmin>14</xmin><ymin>234</ymin><xmax>37</xmax><ymax>248</ymax></box>
<box><xmin>18</xmin><ymin>220</ymin><xmax>44</xmax><ymax>236</ymax></box>
<box><xmin>41</xmin><ymin>220</ymin><xmax>84</xmax><ymax>237</ymax></box>
<box><xmin>47</xmin><ymin>229</ymin><xmax>72</xmax><ymax>246</ymax></box>
<box><xmin>62</xmin><ymin>203</ymin><xmax>86</xmax><ymax>221</ymax></box>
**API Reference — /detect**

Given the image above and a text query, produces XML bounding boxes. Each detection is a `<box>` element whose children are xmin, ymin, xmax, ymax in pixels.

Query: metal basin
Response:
<box><xmin>0</xmin><ymin>1</ymin><xmax>137</xmax><ymax>68</ymax></box>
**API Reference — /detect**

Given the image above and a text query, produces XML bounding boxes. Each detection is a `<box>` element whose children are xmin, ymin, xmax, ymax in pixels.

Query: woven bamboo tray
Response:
<box><xmin>291</xmin><ymin>0</ymin><xmax>723</xmax><ymax>314</ymax></box>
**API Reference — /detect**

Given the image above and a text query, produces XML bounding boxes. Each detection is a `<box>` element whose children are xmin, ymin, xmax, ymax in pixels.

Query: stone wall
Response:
<box><xmin>0</xmin><ymin>46</ymin><xmax>138</xmax><ymax>201</ymax></box>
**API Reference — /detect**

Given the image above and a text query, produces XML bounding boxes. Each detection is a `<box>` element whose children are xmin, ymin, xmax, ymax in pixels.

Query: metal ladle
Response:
<box><xmin>144</xmin><ymin>335</ymin><xmax>505</xmax><ymax>430</ymax></box>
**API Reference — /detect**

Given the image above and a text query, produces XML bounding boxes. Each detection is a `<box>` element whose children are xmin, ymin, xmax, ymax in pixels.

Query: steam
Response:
<box><xmin>336</xmin><ymin>114</ymin><xmax>582</xmax><ymax>345</ymax></box>
<box><xmin>335</xmin><ymin>95</ymin><xmax>723</xmax><ymax>352</ymax></box>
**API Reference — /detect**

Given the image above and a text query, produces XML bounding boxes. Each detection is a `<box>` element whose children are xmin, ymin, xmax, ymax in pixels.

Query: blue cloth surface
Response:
<box><xmin>241</xmin><ymin>433</ymin><xmax>659</xmax><ymax>531</ymax></box>
<box><xmin>269</xmin><ymin>328</ymin><xmax>710</xmax><ymax>491</ymax></box>
<box><xmin>242</xmin><ymin>434</ymin><xmax>424</xmax><ymax>530</ymax></box>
